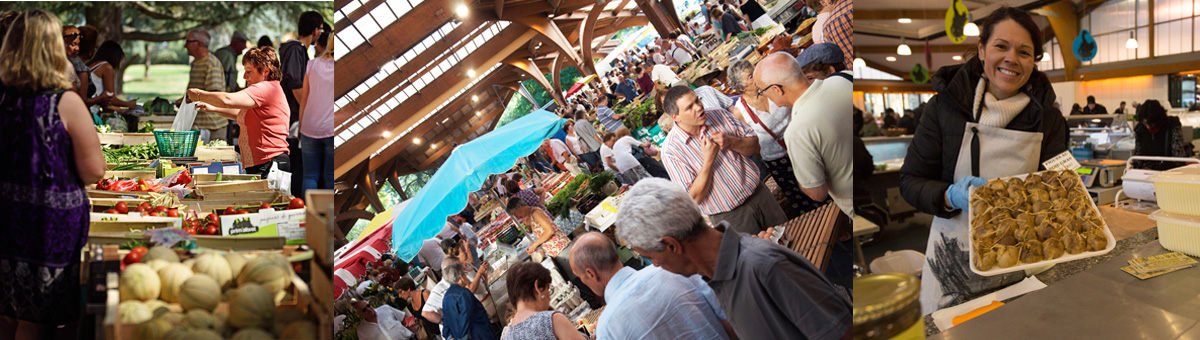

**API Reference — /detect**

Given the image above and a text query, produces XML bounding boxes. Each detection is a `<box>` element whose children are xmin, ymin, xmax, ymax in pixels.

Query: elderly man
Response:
<box><xmin>595</xmin><ymin>94</ymin><xmax>625</xmax><ymax>133</ymax></box>
<box><xmin>436</xmin><ymin>260</ymin><xmax>496</xmax><ymax>340</ymax></box>
<box><xmin>616</xmin><ymin>178</ymin><xmax>852</xmax><ymax>340</ymax></box>
<box><xmin>795</xmin><ymin>43</ymin><xmax>852</xmax><ymax>82</ymax></box>
<box><xmin>181</xmin><ymin>28</ymin><xmax>228</xmax><ymax>143</ymax></box>
<box><xmin>614</xmin><ymin>72</ymin><xmax>639</xmax><ymax>104</ymax></box>
<box><xmin>212</xmin><ymin>31</ymin><xmax>250</xmax><ymax>92</ymax></box>
<box><xmin>660</xmin><ymin>85</ymin><xmax>787</xmax><ymax>235</ymax></box>
<box><xmin>353</xmin><ymin>299</ymin><xmax>415</xmax><ymax>340</ymax></box>
<box><xmin>753</xmin><ymin>52</ymin><xmax>854</xmax><ymax>216</ymax></box>
<box><xmin>570</xmin><ymin>232</ymin><xmax>734</xmax><ymax>340</ymax></box>
<box><xmin>417</xmin><ymin>236</ymin><xmax>447</xmax><ymax>281</ymax></box>
<box><xmin>726</xmin><ymin>59</ymin><xmax>826</xmax><ymax>218</ymax></box>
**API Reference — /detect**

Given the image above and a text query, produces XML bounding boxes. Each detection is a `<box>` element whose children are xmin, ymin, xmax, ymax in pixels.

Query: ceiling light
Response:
<box><xmin>898</xmin><ymin>18</ymin><xmax>912</xmax><ymax>24</ymax></box>
<box><xmin>472</xmin><ymin>95</ymin><xmax>479</xmax><ymax>102</ymax></box>
<box><xmin>431</xmin><ymin>143</ymin><xmax>437</xmax><ymax>149</ymax></box>
<box><xmin>897</xmin><ymin>37</ymin><xmax>911</xmax><ymax>56</ymax></box>
<box><xmin>466</xmin><ymin>69</ymin><xmax>476</xmax><ymax>77</ymax></box>
<box><xmin>476</xmin><ymin>111</ymin><xmax>482</xmax><ymax>116</ymax></box>
<box><xmin>952</xmin><ymin>55</ymin><xmax>962</xmax><ymax>61</ymax></box>
<box><xmin>853</xmin><ymin>57</ymin><xmax>865</xmax><ymax>69</ymax></box>
<box><xmin>455</xmin><ymin>4</ymin><xmax>469</xmax><ymax>17</ymax></box>
<box><xmin>382</xmin><ymin>131</ymin><xmax>391</xmax><ymax>138</ymax></box>
<box><xmin>886</xmin><ymin>56</ymin><xmax>897</xmax><ymax>62</ymax></box>
<box><xmin>413</xmin><ymin>138</ymin><xmax>421</xmax><ymax>145</ymax></box>
<box><xmin>964</xmin><ymin>14</ymin><xmax>980</xmax><ymax>36</ymax></box>
<box><xmin>1126</xmin><ymin>31</ymin><xmax>1139</xmax><ymax>49</ymax></box>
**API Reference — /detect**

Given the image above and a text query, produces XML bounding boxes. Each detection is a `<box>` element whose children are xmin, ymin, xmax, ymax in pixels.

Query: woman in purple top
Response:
<box><xmin>0</xmin><ymin>10</ymin><xmax>106</xmax><ymax>339</ymax></box>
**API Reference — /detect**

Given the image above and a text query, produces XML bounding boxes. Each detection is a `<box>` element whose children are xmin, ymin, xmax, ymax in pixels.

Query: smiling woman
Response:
<box><xmin>897</xmin><ymin>6</ymin><xmax>1070</xmax><ymax>314</ymax></box>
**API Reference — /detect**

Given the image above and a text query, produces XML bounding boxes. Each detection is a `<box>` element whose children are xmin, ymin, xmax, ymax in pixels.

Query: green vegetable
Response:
<box><xmin>588</xmin><ymin>171</ymin><xmax>616</xmax><ymax>195</ymax></box>
<box><xmin>97</xmin><ymin>125</ymin><xmax>113</xmax><ymax>134</ymax></box>
<box><xmin>546</xmin><ymin>174</ymin><xmax>592</xmax><ymax>218</ymax></box>
<box><xmin>139</xmin><ymin>121</ymin><xmax>156</xmax><ymax>133</ymax></box>
<box><xmin>753</xmin><ymin>26</ymin><xmax>771</xmax><ymax>36</ymax></box>
<box><xmin>207</xmin><ymin>139</ymin><xmax>228</xmax><ymax>147</ymax></box>
<box><xmin>104</xmin><ymin>142</ymin><xmax>159</xmax><ymax>163</ymax></box>
<box><xmin>147</xmin><ymin>97</ymin><xmax>176</xmax><ymax>115</ymax></box>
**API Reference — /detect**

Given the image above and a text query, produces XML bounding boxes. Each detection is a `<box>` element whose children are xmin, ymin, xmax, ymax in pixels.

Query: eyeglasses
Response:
<box><xmin>756</xmin><ymin>84</ymin><xmax>782</xmax><ymax>96</ymax></box>
<box><xmin>63</xmin><ymin>33</ymin><xmax>80</xmax><ymax>40</ymax></box>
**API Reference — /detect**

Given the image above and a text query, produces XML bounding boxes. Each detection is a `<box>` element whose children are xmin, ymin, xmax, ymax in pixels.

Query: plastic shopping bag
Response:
<box><xmin>266</xmin><ymin>161</ymin><xmax>292</xmax><ymax>197</ymax></box>
<box><xmin>172</xmin><ymin>102</ymin><xmax>199</xmax><ymax>132</ymax></box>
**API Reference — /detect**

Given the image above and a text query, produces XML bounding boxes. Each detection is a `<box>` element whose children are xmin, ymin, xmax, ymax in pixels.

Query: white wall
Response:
<box><xmin>1050</xmin><ymin>75</ymin><xmax>1169</xmax><ymax>114</ymax></box>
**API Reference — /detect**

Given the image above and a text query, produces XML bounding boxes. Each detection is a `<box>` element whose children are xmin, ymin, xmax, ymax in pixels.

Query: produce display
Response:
<box><xmin>116</xmin><ymin>246</ymin><xmax>314</xmax><ymax>339</ymax></box>
<box><xmin>969</xmin><ymin>170</ymin><xmax>1111</xmax><ymax>272</ymax></box>
<box><xmin>104</xmin><ymin>142</ymin><xmax>160</xmax><ymax>163</ymax></box>
<box><xmin>145</xmin><ymin>97</ymin><xmax>177</xmax><ymax>115</ymax></box>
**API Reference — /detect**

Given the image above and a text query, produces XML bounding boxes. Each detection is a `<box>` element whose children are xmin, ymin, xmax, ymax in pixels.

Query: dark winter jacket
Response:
<box><xmin>899</xmin><ymin>58</ymin><xmax>1069</xmax><ymax>218</ymax></box>
<box><xmin>1132</xmin><ymin>117</ymin><xmax>1193</xmax><ymax>170</ymax></box>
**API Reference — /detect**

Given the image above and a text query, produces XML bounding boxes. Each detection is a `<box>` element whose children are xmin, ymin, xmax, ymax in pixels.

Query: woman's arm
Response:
<box><xmin>551</xmin><ymin>312</ymin><xmax>588</xmax><ymax>340</ymax></box>
<box><xmin>898</xmin><ymin>97</ymin><xmax>955</xmax><ymax>218</ymax></box>
<box><xmin>298</xmin><ymin>72</ymin><xmax>310</xmax><ymax>131</ymax></box>
<box><xmin>194</xmin><ymin>103</ymin><xmax>242</xmax><ymax>120</ymax></box>
<box><xmin>98</xmin><ymin>65</ymin><xmax>136</xmax><ymax>108</ymax></box>
<box><xmin>188</xmin><ymin>88</ymin><xmax>258</xmax><ymax>110</ymax></box>
<box><xmin>527</xmin><ymin>210</ymin><xmax>557</xmax><ymax>252</ymax></box>
<box><xmin>59</xmin><ymin>91</ymin><xmax>106</xmax><ymax>183</ymax></box>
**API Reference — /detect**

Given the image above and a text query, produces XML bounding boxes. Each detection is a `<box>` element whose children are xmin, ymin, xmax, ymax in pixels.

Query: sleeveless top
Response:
<box><xmin>87</xmin><ymin>61</ymin><xmax>108</xmax><ymax>120</ymax></box>
<box><xmin>502</xmin><ymin>311</ymin><xmax>559</xmax><ymax>340</ymax></box>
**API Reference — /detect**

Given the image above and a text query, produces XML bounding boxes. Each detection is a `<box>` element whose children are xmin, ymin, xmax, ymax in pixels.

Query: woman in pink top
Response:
<box><xmin>188</xmin><ymin>46</ymin><xmax>291</xmax><ymax>178</ymax></box>
<box><xmin>298</xmin><ymin>31</ymin><xmax>334</xmax><ymax>192</ymax></box>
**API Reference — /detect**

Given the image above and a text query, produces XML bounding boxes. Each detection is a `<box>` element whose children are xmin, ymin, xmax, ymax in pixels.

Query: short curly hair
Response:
<box><xmin>242</xmin><ymin>46</ymin><xmax>282</xmax><ymax>81</ymax></box>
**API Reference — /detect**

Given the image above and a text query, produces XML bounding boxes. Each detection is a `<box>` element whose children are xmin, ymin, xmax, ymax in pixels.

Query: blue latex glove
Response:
<box><xmin>946</xmin><ymin>176</ymin><xmax>987</xmax><ymax>211</ymax></box>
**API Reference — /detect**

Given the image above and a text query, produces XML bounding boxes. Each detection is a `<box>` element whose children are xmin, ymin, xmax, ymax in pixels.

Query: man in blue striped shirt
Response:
<box><xmin>595</xmin><ymin>94</ymin><xmax>625</xmax><ymax>133</ymax></box>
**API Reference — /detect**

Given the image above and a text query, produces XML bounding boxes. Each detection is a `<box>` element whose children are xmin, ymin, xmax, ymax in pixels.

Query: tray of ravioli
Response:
<box><xmin>967</xmin><ymin>170</ymin><xmax>1116</xmax><ymax>276</ymax></box>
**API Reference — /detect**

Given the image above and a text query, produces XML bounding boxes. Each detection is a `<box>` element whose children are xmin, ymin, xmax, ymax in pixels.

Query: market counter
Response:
<box><xmin>927</xmin><ymin>228</ymin><xmax>1200</xmax><ymax>339</ymax></box>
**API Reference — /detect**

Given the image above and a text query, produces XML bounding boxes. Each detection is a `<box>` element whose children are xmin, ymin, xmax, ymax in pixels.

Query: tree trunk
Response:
<box><xmin>144</xmin><ymin>44</ymin><xmax>151</xmax><ymax>79</ymax></box>
<box><xmin>86</xmin><ymin>3</ymin><xmax>126</xmax><ymax>95</ymax></box>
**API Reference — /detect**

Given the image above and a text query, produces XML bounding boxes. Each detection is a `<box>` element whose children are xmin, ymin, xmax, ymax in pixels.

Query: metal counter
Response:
<box><xmin>928</xmin><ymin>228</ymin><xmax>1200</xmax><ymax>340</ymax></box>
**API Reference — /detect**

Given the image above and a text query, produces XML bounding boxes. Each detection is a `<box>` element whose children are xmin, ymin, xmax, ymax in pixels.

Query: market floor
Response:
<box><xmin>862</xmin><ymin>212</ymin><xmax>933</xmax><ymax>271</ymax></box>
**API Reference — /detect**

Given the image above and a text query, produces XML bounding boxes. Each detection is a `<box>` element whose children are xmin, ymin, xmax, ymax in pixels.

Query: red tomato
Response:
<box><xmin>204</xmin><ymin>224</ymin><xmax>219</xmax><ymax>236</ymax></box>
<box><xmin>260</xmin><ymin>203</ymin><xmax>272</xmax><ymax>210</ymax></box>
<box><xmin>183</xmin><ymin>226</ymin><xmax>198</xmax><ymax>235</ymax></box>
<box><xmin>139</xmin><ymin>202</ymin><xmax>152</xmax><ymax>211</ymax></box>
<box><xmin>206</xmin><ymin>214</ymin><xmax>219</xmax><ymax>223</ymax></box>
<box><xmin>131</xmin><ymin>246</ymin><xmax>149</xmax><ymax>256</ymax></box>
<box><xmin>288</xmin><ymin>198</ymin><xmax>305</xmax><ymax>209</ymax></box>
<box><xmin>136</xmin><ymin>206</ymin><xmax>149</xmax><ymax>213</ymax></box>
<box><xmin>237</xmin><ymin>210</ymin><xmax>250</xmax><ymax>215</ymax></box>
<box><xmin>154</xmin><ymin>206</ymin><xmax>168</xmax><ymax>213</ymax></box>
<box><xmin>115</xmin><ymin>202</ymin><xmax>129</xmax><ymax>214</ymax></box>
<box><xmin>147</xmin><ymin>212</ymin><xmax>160</xmax><ymax>217</ymax></box>
<box><xmin>104</xmin><ymin>209</ymin><xmax>119</xmax><ymax>214</ymax></box>
<box><xmin>293</xmin><ymin>263</ymin><xmax>303</xmax><ymax>273</ymax></box>
<box><xmin>167</xmin><ymin>209</ymin><xmax>180</xmax><ymax>217</ymax></box>
<box><xmin>224</xmin><ymin>207</ymin><xmax>237</xmax><ymax>215</ymax></box>
<box><xmin>123</xmin><ymin>251</ymin><xmax>143</xmax><ymax>265</ymax></box>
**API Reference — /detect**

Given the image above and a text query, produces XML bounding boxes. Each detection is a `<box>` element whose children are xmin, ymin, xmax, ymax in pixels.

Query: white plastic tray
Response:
<box><xmin>967</xmin><ymin>171</ymin><xmax>1116</xmax><ymax>276</ymax></box>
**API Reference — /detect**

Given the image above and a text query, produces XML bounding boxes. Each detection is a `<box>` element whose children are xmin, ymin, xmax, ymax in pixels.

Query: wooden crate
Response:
<box><xmin>87</xmin><ymin>232</ymin><xmax>286</xmax><ymax>250</ymax></box>
<box><xmin>121</xmin><ymin>133</ymin><xmax>156</xmax><ymax>146</ymax></box>
<box><xmin>106</xmin><ymin>162</ymin><xmax>153</xmax><ymax>170</ymax></box>
<box><xmin>310</xmin><ymin>258</ymin><xmax>333</xmax><ymax>311</ymax></box>
<box><xmin>98</xmin><ymin>133</ymin><xmax>123</xmax><ymax>145</ymax></box>
<box><xmin>196</xmin><ymin>189</ymin><xmax>281</xmax><ymax>203</ymax></box>
<box><xmin>195</xmin><ymin>180</ymin><xmax>269</xmax><ymax>196</ymax></box>
<box><xmin>86</xmin><ymin>189</ymin><xmax>153</xmax><ymax>199</ymax></box>
<box><xmin>194</xmin><ymin>146</ymin><xmax>238</xmax><ymax>161</ymax></box>
<box><xmin>104</xmin><ymin>170</ymin><xmax>156</xmax><ymax>179</ymax></box>
<box><xmin>306</xmin><ymin>190</ymin><xmax>335</xmax><ymax>266</ymax></box>
<box><xmin>89</xmin><ymin>220</ymin><xmax>174</xmax><ymax>233</ymax></box>
<box><xmin>193</xmin><ymin>173</ymin><xmax>260</xmax><ymax>182</ymax></box>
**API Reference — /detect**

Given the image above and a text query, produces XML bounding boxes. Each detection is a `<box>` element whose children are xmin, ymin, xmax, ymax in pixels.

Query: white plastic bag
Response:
<box><xmin>266</xmin><ymin>161</ymin><xmax>292</xmax><ymax>197</ymax></box>
<box><xmin>172</xmin><ymin>102</ymin><xmax>199</xmax><ymax>132</ymax></box>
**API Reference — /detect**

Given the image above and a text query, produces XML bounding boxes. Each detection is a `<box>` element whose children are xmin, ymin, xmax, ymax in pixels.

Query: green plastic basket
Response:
<box><xmin>153</xmin><ymin>130</ymin><xmax>200</xmax><ymax>158</ymax></box>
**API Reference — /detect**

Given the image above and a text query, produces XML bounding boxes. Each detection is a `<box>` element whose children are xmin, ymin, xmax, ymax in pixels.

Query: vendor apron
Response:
<box><xmin>919</xmin><ymin>122</ymin><xmax>1042</xmax><ymax>315</ymax></box>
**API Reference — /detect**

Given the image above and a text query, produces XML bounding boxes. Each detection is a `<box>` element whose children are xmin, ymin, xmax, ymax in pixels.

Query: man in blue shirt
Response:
<box><xmin>614</xmin><ymin>72</ymin><xmax>639</xmax><ymax>104</ymax></box>
<box><xmin>569</xmin><ymin>232</ymin><xmax>734</xmax><ymax>340</ymax></box>
<box><xmin>595</xmin><ymin>94</ymin><xmax>625</xmax><ymax>133</ymax></box>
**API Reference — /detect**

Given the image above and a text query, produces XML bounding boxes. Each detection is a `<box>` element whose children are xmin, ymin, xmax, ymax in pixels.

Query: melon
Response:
<box><xmin>228</xmin><ymin>284</ymin><xmax>275</xmax><ymax>329</ymax></box>
<box><xmin>163</xmin><ymin>328</ymin><xmax>188</xmax><ymax>340</ymax></box>
<box><xmin>280</xmin><ymin>321</ymin><xmax>318</xmax><ymax>340</ymax></box>
<box><xmin>231</xmin><ymin>327</ymin><xmax>274</xmax><ymax>340</ymax></box>
<box><xmin>178</xmin><ymin>275</ymin><xmax>221</xmax><ymax>312</ymax></box>
<box><xmin>157</xmin><ymin>263</ymin><xmax>194</xmax><ymax>303</ymax></box>
<box><xmin>145</xmin><ymin>259</ymin><xmax>169</xmax><ymax>271</ymax></box>
<box><xmin>137</xmin><ymin>317</ymin><xmax>173</xmax><ymax>340</ymax></box>
<box><xmin>237</xmin><ymin>256</ymin><xmax>290</xmax><ymax>296</ymax></box>
<box><xmin>224</xmin><ymin>252</ymin><xmax>248</xmax><ymax>277</ymax></box>
<box><xmin>185</xmin><ymin>309</ymin><xmax>220</xmax><ymax>330</ymax></box>
<box><xmin>142</xmin><ymin>246</ymin><xmax>180</xmax><ymax>263</ymax></box>
<box><xmin>192</xmin><ymin>252</ymin><xmax>234</xmax><ymax>287</ymax></box>
<box><xmin>120</xmin><ymin>263</ymin><xmax>161</xmax><ymax>302</ymax></box>
<box><xmin>272</xmin><ymin>307</ymin><xmax>307</xmax><ymax>335</ymax></box>
<box><xmin>118</xmin><ymin>300</ymin><xmax>153</xmax><ymax>324</ymax></box>
<box><xmin>188</xmin><ymin>329</ymin><xmax>224</xmax><ymax>340</ymax></box>
<box><xmin>143</xmin><ymin>300</ymin><xmax>169</xmax><ymax>314</ymax></box>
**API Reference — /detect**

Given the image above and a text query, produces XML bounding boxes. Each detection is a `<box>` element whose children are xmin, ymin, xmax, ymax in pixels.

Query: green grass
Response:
<box><xmin>121</xmin><ymin>64</ymin><xmax>191</xmax><ymax>102</ymax></box>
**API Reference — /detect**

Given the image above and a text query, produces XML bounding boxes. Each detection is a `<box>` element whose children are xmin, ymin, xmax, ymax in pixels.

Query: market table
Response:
<box><xmin>773</xmin><ymin>202</ymin><xmax>846</xmax><ymax>272</ymax></box>
<box><xmin>927</xmin><ymin>228</ymin><xmax>1200</xmax><ymax>339</ymax></box>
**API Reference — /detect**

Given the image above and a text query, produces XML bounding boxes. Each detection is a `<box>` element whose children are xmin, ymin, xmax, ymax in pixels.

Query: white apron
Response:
<box><xmin>919</xmin><ymin>121</ymin><xmax>1043</xmax><ymax>315</ymax></box>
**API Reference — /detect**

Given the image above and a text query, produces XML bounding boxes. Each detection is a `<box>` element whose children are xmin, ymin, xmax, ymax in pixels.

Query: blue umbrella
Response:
<box><xmin>392</xmin><ymin>110</ymin><xmax>565</xmax><ymax>261</ymax></box>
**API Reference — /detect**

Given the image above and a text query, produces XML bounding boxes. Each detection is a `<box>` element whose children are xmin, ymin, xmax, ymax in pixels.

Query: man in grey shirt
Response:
<box><xmin>571</xmin><ymin>111</ymin><xmax>604</xmax><ymax>171</ymax></box>
<box><xmin>616</xmin><ymin>178</ymin><xmax>852</xmax><ymax>340</ymax></box>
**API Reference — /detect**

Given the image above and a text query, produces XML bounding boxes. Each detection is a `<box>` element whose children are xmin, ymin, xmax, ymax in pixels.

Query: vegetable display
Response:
<box><xmin>146</xmin><ymin>97</ymin><xmax>177</xmax><ymax>115</ymax></box>
<box><xmin>139</xmin><ymin>121</ymin><xmax>156</xmax><ymax>133</ymax></box>
<box><xmin>546</xmin><ymin>174</ymin><xmax>592</xmax><ymax>218</ymax></box>
<box><xmin>104</xmin><ymin>142</ymin><xmax>159</xmax><ymax>163</ymax></box>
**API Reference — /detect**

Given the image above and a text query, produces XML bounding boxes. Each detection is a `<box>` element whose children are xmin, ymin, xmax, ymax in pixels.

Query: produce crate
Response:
<box><xmin>189</xmin><ymin>161</ymin><xmax>244</xmax><ymax>174</ymax></box>
<box><xmin>195</xmin><ymin>180</ymin><xmax>270</xmax><ymax>196</ymax></box>
<box><xmin>89</xmin><ymin>220</ymin><xmax>176</xmax><ymax>233</ymax></box>
<box><xmin>153</xmin><ymin>130</ymin><xmax>200</xmax><ymax>158</ymax></box>
<box><xmin>86</xmin><ymin>189</ymin><xmax>154</xmax><ymax>199</ymax></box>
<box><xmin>306</xmin><ymin>190</ymin><xmax>335</xmax><ymax>267</ymax></box>
<box><xmin>196</xmin><ymin>189</ymin><xmax>283</xmax><ymax>203</ymax></box>
<box><xmin>218</xmin><ymin>208</ymin><xmax>307</xmax><ymax>245</ymax></box>
<box><xmin>98</xmin><ymin>133</ymin><xmax>123</xmax><ymax>145</ymax></box>
<box><xmin>194</xmin><ymin>173</ymin><xmax>260</xmax><ymax>182</ymax></box>
<box><xmin>106</xmin><ymin>162</ymin><xmax>153</xmax><ymax>170</ymax></box>
<box><xmin>87</xmin><ymin>232</ymin><xmax>286</xmax><ymax>250</ymax></box>
<box><xmin>193</xmin><ymin>145</ymin><xmax>238</xmax><ymax>161</ymax></box>
<box><xmin>310</xmin><ymin>258</ymin><xmax>334</xmax><ymax>314</ymax></box>
<box><xmin>122</xmin><ymin>133</ymin><xmax>156</xmax><ymax>146</ymax></box>
<box><xmin>104</xmin><ymin>170</ymin><xmax>156</xmax><ymax>179</ymax></box>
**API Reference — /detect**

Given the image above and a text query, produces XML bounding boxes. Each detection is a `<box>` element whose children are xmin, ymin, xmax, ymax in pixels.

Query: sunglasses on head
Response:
<box><xmin>63</xmin><ymin>33</ymin><xmax>79</xmax><ymax>40</ymax></box>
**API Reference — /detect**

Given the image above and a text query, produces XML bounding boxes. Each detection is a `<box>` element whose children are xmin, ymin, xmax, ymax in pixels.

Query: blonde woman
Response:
<box><xmin>298</xmin><ymin>30</ymin><xmax>334</xmax><ymax>194</ymax></box>
<box><xmin>0</xmin><ymin>9</ymin><xmax>105</xmax><ymax>339</ymax></box>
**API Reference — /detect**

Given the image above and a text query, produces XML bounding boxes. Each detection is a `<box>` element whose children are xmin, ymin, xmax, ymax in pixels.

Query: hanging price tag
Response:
<box><xmin>1043</xmin><ymin>151</ymin><xmax>1082</xmax><ymax>171</ymax></box>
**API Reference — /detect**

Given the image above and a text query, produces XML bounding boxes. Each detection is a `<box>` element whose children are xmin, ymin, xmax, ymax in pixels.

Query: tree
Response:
<box><xmin>0</xmin><ymin>2</ymin><xmax>333</xmax><ymax>94</ymax></box>
<box><xmin>497</xmin><ymin>66</ymin><xmax>584</xmax><ymax>128</ymax></box>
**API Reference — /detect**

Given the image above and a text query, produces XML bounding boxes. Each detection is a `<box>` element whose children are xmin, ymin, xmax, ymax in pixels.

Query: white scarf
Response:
<box><xmin>971</xmin><ymin>78</ymin><xmax>1030</xmax><ymax>128</ymax></box>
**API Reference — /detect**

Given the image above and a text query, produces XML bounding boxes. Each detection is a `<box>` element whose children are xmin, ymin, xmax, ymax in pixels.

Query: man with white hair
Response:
<box><xmin>182</xmin><ymin>28</ymin><xmax>227</xmax><ymax>143</ymax></box>
<box><xmin>753</xmin><ymin>52</ymin><xmax>854</xmax><ymax>216</ymax></box>
<box><xmin>615</xmin><ymin>178</ymin><xmax>852</xmax><ymax>340</ymax></box>
<box><xmin>659</xmin><ymin>85</ymin><xmax>787</xmax><ymax>235</ymax></box>
<box><xmin>420</xmin><ymin>258</ymin><xmax>462</xmax><ymax>333</ymax></box>
<box><xmin>354</xmin><ymin>299</ymin><xmax>415</xmax><ymax>340</ymax></box>
<box><xmin>570</xmin><ymin>232</ymin><xmax>735</xmax><ymax>339</ymax></box>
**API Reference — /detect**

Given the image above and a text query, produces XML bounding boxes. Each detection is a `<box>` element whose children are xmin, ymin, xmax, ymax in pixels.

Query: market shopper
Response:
<box><xmin>62</xmin><ymin>26</ymin><xmax>88</xmax><ymax>100</ymax></box>
<box><xmin>213</xmin><ymin>31</ymin><xmax>250</xmax><ymax>92</ymax></box>
<box><xmin>281</xmin><ymin>11</ymin><xmax>327</xmax><ymax>197</ymax></box>
<box><xmin>180</xmin><ymin>28</ymin><xmax>229</xmax><ymax>143</ymax></box>
<box><xmin>87</xmin><ymin>41</ymin><xmax>138</xmax><ymax>113</ymax></box>
<box><xmin>1132</xmin><ymin>100</ymin><xmax>1191</xmax><ymax>170</ymax></box>
<box><xmin>394</xmin><ymin>278</ymin><xmax>440</xmax><ymax>338</ymax></box>
<box><xmin>417</xmin><ymin>236</ymin><xmax>447</xmax><ymax>280</ymax></box>
<box><xmin>569</xmin><ymin>233</ymin><xmax>734</xmax><ymax>340</ymax></box>
<box><xmin>661</xmin><ymin>85</ymin><xmax>787</xmax><ymax>234</ymax></box>
<box><xmin>753</xmin><ymin>52</ymin><xmax>854</xmax><ymax>216</ymax></box>
<box><xmin>1082</xmin><ymin>95</ymin><xmax>1107</xmax><ymax>115</ymax></box>
<box><xmin>595</xmin><ymin>94</ymin><xmax>625</xmax><ymax>132</ymax></box>
<box><xmin>0</xmin><ymin>10</ymin><xmax>106</xmax><ymax>339</ymax></box>
<box><xmin>604</xmin><ymin>131</ymin><xmax>651</xmax><ymax>184</ymax></box>
<box><xmin>439</xmin><ymin>261</ymin><xmax>498</xmax><ymax>340</ymax></box>
<box><xmin>188</xmin><ymin>46</ymin><xmax>291</xmax><ymax>179</ymax></box>
<box><xmin>897</xmin><ymin>7</ymin><xmax>1068</xmax><ymax>314</ymax></box>
<box><xmin>822</xmin><ymin>0</ymin><xmax>854</xmax><ymax>69</ymax></box>
<box><xmin>796</xmin><ymin>43</ymin><xmax>852</xmax><ymax>82</ymax></box>
<box><xmin>501</xmin><ymin>262</ymin><xmax>589</xmax><ymax>340</ymax></box>
<box><xmin>568</xmin><ymin>118</ymin><xmax>603</xmax><ymax>170</ymax></box>
<box><xmin>353</xmin><ymin>299</ymin><xmax>416</xmax><ymax>340</ymax></box>
<box><xmin>506</xmin><ymin>197</ymin><xmax>575</xmax><ymax>278</ymax></box>
<box><xmin>505</xmin><ymin>179</ymin><xmax>549</xmax><ymax>216</ymax></box>
<box><xmin>615</xmin><ymin>179</ymin><xmax>852</xmax><ymax>339</ymax></box>
<box><xmin>298</xmin><ymin>30</ymin><xmax>335</xmax><ymax>193</ymax></box>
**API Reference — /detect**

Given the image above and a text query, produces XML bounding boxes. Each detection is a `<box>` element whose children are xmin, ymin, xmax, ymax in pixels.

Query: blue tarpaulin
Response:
<box><xmin>391</xmin><ymin>110</ymin><xmax>565</xmax><ymax>261</ymax></box>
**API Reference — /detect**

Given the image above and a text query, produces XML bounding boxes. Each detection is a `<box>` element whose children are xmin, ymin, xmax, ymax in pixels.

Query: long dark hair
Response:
<box><xmin>962</xmin><ymin>6</ymin><xmax>1044</xmax><ymax>63</ymax></box>
<box><xmin>88</xmin><ymin>40</ymin><xmax>124</xmax><ymax>68</ymax></box>
<box><xmin>1137</xmin><ymin>100</ymin><xmax>1168</xmax><ymax>128</ymax></box>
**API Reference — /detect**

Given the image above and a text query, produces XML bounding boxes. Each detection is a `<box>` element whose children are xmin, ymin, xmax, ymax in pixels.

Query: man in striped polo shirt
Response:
<box><xmin>660</xmin><ymin>85</ymin><xmax>787</xmax><ymax>235</ymax></box>
<box><xmin>182</xmin><ymin>28</ymin><xmax>228</xmax><ymax>143</ymax></box>
<box><xmin>595</xmin><ymin>94</ymin><xmax>625</xmax><ymax>133</ymax></box>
